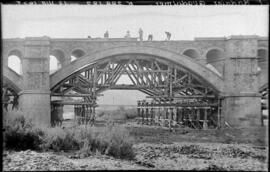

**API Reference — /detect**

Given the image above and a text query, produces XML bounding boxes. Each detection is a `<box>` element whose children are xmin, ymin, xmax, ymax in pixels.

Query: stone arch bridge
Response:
<box><xmin>2</xmin><ymin>35</ymin><xmax>268</xmax><ymax>128</ymax></box>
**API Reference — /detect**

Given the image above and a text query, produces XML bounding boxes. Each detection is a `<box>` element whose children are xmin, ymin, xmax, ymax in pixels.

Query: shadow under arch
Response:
<box><xmin>70</xmin><ymin>48</ymin><xmax>86</xmax><ymax>61</ymax></box>
<box><xmin>182</xmin><ymin>48</ymin><xmax>200</xmax><ymax>59</ymax></box>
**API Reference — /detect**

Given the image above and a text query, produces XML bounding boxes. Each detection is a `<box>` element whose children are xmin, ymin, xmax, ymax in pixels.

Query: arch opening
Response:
<box><xmin>50</xmin><ymin>50</ymin><xmax>65</xmax><ymax>74</ymax></box>
<box><xmin>206</xmin><ymin>49</ymin><xmax>224</xmax><ymax>76</ymax></box>
<box><xmin>50</xmin><ymin>55</ymin><xmax>61</xmax><ymax>74</ymax></box>
<box><xmin>8</xmin><ymin>50</ymin><xmax>22</xmax><ymax>75</ymax></box>
<box><xmin>258</xmin><ymin>49</ymin><xmax>268</xmax><ymax>72</ymax></box>
<box><xmin>71</xmin><ymin>49</ymin><xmax>85</xmax><ymax>62</ymax></box>
<box><xmin>183</xmin><ymin>49</ymin><xmax>200</xmax><ymax>59</ymax></box>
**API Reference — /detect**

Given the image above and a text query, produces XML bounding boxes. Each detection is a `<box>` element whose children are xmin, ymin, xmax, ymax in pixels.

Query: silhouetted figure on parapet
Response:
<box><xmin>124</xmin><ymin>30</ymin><xmax>131</xmax><ymax>38</ymax></box>
<box><xmin>87</xmin><ymin>36</ymin><xmax>91</xmax><ymax>39</ymax></box>
<box><xmin>138</xmin><ymin>28</ymin><xmax>143</xmax><ymax>41</ymax></box>
<box><xmin>165</xmin><ymin>31</ymin><xmax>171</xmax><ymax>41</ymax></box>
<box><xmin>148</xmin><ymin>34</ymin><xmax>153</xmax><ymax>41</ymax></box>
<box><xmin>104</xmin><ymin>30</ymin><xmax>109</xmax><ymax>38</ymax></box>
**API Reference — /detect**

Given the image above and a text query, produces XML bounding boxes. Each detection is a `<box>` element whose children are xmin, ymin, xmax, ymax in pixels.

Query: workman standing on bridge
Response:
<box><xmin>138</xmin><ymin>28</ymin><xmax>143</xmax><ymax>41</ymax></box>
<box><xmin>104</xmin><ymin>30</ymin><xmax>109</xmax><ymax>38</ymax></box>
<box><xmin>124</xmin><ymin>30</ymin><xmax>131</xmax><ymax>38</ymax></box>
<box><xmin>148</xmin><ymin>34</ymin><xmax>153</xmax><ymax>41</ymax></box>
<box><xmin>165</xmin><ymin>31</ymin><xmax>171</xmax><ymax>41</ymax></box>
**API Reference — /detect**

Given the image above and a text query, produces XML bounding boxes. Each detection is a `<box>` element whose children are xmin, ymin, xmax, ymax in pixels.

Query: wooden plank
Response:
<box><xmin>51</xmin><ymin>101</ymin><xmax>98</xmax><ymax>105</ymax></box>
<box><xmin>51</xmin><ymin>93</ymin><xmax>103</xmax><ymax>97</ymax></box>
<box><xmin>146</xmin><ymin>95</ymin><xmax>216</xmax><ymax>98</ymax></box>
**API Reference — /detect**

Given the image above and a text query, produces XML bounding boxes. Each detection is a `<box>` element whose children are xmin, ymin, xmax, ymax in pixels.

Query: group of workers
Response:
<box><xmin>88</xmin><ymin>28</ymin><xmax>172</xmax><ymax>41</ymax></box>
<box><xmin>122</xmin><ymin>28</ymin><xmax>171</xmax><ymax>41</ymax></box>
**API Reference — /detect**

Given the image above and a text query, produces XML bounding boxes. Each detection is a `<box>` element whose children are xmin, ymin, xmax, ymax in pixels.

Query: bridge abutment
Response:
<box><xmin>222</xmin><ymin>36</ymin><xmax>261</xmax><ymax>128</ymax></box>
<box><xmin>20</xmin><ymin>37</ymin><xmax>51</xmax><ymax>126</ymax></box>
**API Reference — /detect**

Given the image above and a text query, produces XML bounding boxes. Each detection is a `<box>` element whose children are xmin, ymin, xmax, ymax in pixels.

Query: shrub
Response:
<box><xmin>4</xmin><ymin>112</ymin><xmax>45</xmax><ymax>151</ymax></box>
<box><xmin>77</xmin><ymin>125</ymin><xmax>135</xmax><ymax>160</ymax></box>
<box><xmin>124</xmin><ymin>108</ymin><xmax>138</xmax><ymax>119</ymax></box>
<box><xmin>41</xmin><ymin>127</ymin><xmax>81</xmax><ymax>152</ymax></box>
<box><xmin>3</xmin><ymin>111</ymin><xmax>135</xmax><ymax>160</ymax></box>
<box><xmin>98</xmin><ymin>125</ymin><xmax>135</xmax><ymax>160</ymax></box>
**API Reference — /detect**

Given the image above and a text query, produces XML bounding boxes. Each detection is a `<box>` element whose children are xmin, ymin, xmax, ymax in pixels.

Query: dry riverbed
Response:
<box><xmin>3</xmin><ymin>142</ymin><xmax>268</xmax><ymax>171</ymax></box>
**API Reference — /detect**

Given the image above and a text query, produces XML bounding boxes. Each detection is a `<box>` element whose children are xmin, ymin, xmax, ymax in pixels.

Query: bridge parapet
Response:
<box><xmin>3</xmin><ymin>37</ymin><xmax>227</xmax><ymax>65</ymax></box>
<box><xmin>3</xmin><ymin>36</ymin><xmax>267</xmax><ymax>69</ymax></box>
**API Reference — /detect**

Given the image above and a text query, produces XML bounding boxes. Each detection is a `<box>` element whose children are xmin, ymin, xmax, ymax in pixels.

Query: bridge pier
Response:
<box><xmin>19</xmin><ymin>37</ymin><xmax>51</xmax><ymax>126</ymax></box>
<box><xmin>222</xmin><ymin>36</ymin><xmax>262</xmax><ymax>128</ymax></box>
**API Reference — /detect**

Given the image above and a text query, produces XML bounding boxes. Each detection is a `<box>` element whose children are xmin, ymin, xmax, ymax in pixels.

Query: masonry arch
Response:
<box><xmin>182</xmin><ymin>48</ymin><xmax>200</xmax><ymax>59</ymax></box>
<box><xmin>50</xmin><ymin>46</ymin><xmax>225</xmax><ymax>129</ymax></box>
<box><xmin>3</xmin><ymin>77</ymin><xmax>21</xmax><ymax>94</ymax></box>
<box><xmin>50</xmin><ymin>46</ymin><xmax>224</xmax><ymax>94</ymax></box>
<box><xmin>7</xmin><ymin>49</ymin><xmax>23</xmax><ymax>75</ymax></box>
<box><xmin>3</xmin><ymin>66</ymin><xmax>23</xmax><ymax>92</ymax></box>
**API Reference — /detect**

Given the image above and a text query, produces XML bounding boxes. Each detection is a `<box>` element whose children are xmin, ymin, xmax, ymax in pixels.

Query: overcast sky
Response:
<box><xmin>2</xmin><ymin>5</ymin><xmax>268</xmax><ymax>105</ymax></box>
<box><xmin>2</xmin><ymin>5</ymin><xmax>268</xmax><ymax>40</ymax></box>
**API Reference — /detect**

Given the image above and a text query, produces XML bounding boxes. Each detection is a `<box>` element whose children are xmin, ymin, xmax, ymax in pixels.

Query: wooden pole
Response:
<box><xmin>203</xmin><ymin>108</ymin><xmax>208</xmax><ymax>129</ymax></box>
<box><xmin>137</xmin><ymin>101</ymin><xmax>141</xmax><ymax>124</ymax></box>
<box><xmin>51</xmin><ymin>93</ymin><xmax>103</xmax><ymax>97</ymax></box>
<box><xmin>146</xmin><ymin>95</ymin><xmax>216</xmax><ymax>98</ymax></box>
<box><xmin>142</xmin><ymin>101</ymin><xmax>145</xmax><ymax>125</ymax></box>
<box><xmin>217</xmin><ymin>98</ymin><xmax>221</xmax><ymax>129</ymax></box>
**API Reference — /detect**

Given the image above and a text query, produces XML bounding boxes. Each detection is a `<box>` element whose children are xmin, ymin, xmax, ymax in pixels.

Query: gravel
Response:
<box><xmin>3</xmin><ymin>142</ymin><xmax>268</xmax><ymax>171</ymax></box>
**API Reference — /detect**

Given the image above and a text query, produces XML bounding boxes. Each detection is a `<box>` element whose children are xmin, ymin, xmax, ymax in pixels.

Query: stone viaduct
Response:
<box><xmin>2</xmin><ymin>35</ymin><xmax>268</xmax><ymax>128</ymax></box>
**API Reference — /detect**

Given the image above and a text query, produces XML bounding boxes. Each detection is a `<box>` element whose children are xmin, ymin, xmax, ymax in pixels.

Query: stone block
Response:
<box><xmin>225</xmin><ymin>38</ymin><xmax>258</xmax><ymax>58</ymax></box>
<box><xmin>222</xmin><ymin>96</ymin><xmax>261</xmax><ymax>127</ymax></box>
<box><xmin>19</xmin><ymin>93</ymin><xmax>51</xmax><ymax>126</ymax></box>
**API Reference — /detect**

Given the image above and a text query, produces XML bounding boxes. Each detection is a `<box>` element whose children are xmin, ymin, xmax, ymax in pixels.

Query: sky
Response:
<box><xmin>2</xmin><ymin>5</ymin><xmax>268</xmax><ymax>40</ymax></box>
<box><xmin>2</xmin><ymin>5</ymin><xmax>268</xmax><ymax>105</ymax></box>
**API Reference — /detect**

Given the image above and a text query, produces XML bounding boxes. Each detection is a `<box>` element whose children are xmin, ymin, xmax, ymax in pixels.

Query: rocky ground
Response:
<box><xmin>134</xmin><ymin>142</ymin><xmax>268</xmax><ymax>171</ymax></box>
<box><xmin>3</xmin><ymin>150</ymin><xmax>147</xmax><ymax>170</ymax></box>
<box><xmin>3</xmin><ymin>122</ymin><xmax>268</xmax><ymax>171</ymax></box>
<box><xmin>3</xmin><ymin>142</ymin><xmax>268</xmax><ymax>171</ymax></box>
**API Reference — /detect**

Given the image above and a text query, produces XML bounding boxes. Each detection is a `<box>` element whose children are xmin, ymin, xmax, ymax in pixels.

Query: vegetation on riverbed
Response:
<box><xmin>3</xmin><ymin>111</ymin><xmax>267</xmax><ymax>171</ymax></box>
<box><xmin>3</xmin><ymin>112</ymin><xmax>135</xmax><ymax>160</ymax></box>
